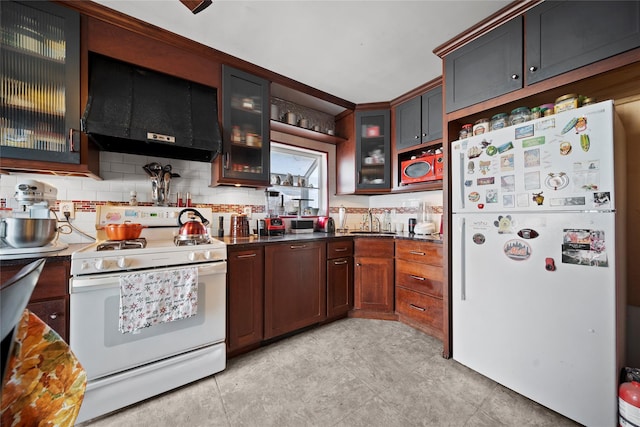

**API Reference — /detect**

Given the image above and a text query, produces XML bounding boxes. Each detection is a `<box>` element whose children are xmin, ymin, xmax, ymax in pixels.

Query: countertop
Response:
<box><xmin>0</xmin><ymin>233</ymin><xmax>442</xmax><ymax>264</ymax></box>
<box><xmin>220</xmin><ymin>231</ymin><xmax>442</xmax><ymax>249</ymax></box>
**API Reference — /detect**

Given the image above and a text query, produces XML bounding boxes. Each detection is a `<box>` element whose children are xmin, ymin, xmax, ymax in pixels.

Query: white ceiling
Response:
<box><xmin>93</xmin><ymin>0</ymin><xmax>511</xmax><ymax>111</ymax></box>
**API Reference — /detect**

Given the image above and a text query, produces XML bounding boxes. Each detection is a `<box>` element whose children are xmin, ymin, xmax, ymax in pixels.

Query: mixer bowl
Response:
<box><xmin>0</xmin><ymin>218</ymin><xmax>57</xmax><ymax>248</ymax></box>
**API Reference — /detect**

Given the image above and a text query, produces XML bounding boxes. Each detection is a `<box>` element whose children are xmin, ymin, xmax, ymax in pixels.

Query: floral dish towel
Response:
<box><xmin>119</xmin><ymin>267</ymin><xmax>198</xmax><ymax>334</ymax></box>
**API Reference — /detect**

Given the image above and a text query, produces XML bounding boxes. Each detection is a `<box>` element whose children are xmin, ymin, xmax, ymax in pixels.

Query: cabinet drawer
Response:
<box><xmin>0</xmin><ymin>259</ymin><xmax>69</xmax><ymax>301</ymax></box>
<box><xmin>395</xmin><ymin>240</ymin><xmax>442</xmax><ymax>266</ymax></box>
<box><xmin>354</xmin><ymin>238</ymin><xmax>394</xmax><ymax>258</ymax></box>
<box><xmin>395</xmin><ymin>259</ymin><xmax>443</xmax><ymax>298</ymax></box>
<box><xmin>327</xmin><ymin>240</ymin><xmax>353</xmax><ymax>259</ymax></box>
<box><xmin>395</xmin><ymin>287</ymin><xmax>442</xmax><ymax>331</ymax></box>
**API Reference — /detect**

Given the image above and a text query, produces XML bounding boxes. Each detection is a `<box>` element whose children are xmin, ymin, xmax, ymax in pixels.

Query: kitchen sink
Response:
<box><xmin>349</xmin><ymin>231</ymin><xmax>396</xmax><ymax>235</ymax></box>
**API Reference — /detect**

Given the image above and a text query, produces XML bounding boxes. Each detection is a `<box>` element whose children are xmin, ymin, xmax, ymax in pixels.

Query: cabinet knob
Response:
<box><xmin>529</xmin><ymin>66</ymin><xmax>538</xmax><ymax>72</ymax></box>
<box><xmin>511</xmin><ymin>74</ymin><xmax>519</xmax><ymax>80</ymax></box>
<box><xmin>414</xmin><ymin>135</ymin><xmax>419</xmax><ymax>139</ymax></box>
<box><xmin>421</xmin><ymin>133</ymin><xmax>427</xmax><ymax>137</ymax></box>
<box><xmin>49</xmin><ymin>313</ymin><xmax>59</xmax><ymax>320</ymax></box>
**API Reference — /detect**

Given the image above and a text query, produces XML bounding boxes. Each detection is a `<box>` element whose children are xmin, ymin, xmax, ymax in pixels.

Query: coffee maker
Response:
<box><xmin>260</xmin><ymin>190</ymin><xmax>285</xmax><ymax>236</ymax></box>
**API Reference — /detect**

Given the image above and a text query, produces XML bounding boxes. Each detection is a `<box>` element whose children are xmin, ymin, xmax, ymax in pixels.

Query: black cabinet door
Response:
<box><xmin>395</xmin><ymin>97</ymin><xmax>421</xmax><ymax>150</ymax></box>
<box><xmin>1</xmin><ymin>1</ymin><xmax>80</xmax><ymax>164</ymax></box>
<box><xmin>355</xmin><ymin>110</ymin><xmax>390</xmax><ymax>190</ymax></box>
<box><xmin>421</xmin><ymin>86</ymin><xmax>443</xmax><ymax>143</ymax></box>
<box><xmin>221</xmin><ymin>65</ymin><xmax>270</xmax><ymax>184</ymax></box>
<box><xmin>445</xmin><ymin>16</ymin><xmax>523</xmax><ymax>113</ymax></box>
<box><xmin>526</xmin><ymin>0</ymin><xmax>640</xmax><ymax>85</ymax></box>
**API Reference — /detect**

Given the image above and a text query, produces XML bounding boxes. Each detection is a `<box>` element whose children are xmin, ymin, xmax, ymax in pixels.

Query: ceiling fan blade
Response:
<box><xmin>179</xmin><ymin>0</ymin><xmax>212</xmax><ymax>14</ymax></box>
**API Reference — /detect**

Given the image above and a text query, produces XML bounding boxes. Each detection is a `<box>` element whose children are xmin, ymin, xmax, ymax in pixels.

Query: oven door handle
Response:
<box><xmin>70</xmin><ymin>261</ymin><xmax>227</xmax><ymax>293</ymax></box>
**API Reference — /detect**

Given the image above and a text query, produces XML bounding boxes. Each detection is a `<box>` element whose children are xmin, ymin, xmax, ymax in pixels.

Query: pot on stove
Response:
<box><xmin>176</xmin><ymin>208</ymin><xmax>210</xmax><ymax>244</ymax></box>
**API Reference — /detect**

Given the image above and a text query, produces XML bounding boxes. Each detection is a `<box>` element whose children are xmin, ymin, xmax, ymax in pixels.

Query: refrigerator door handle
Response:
<box><xmin>459</xmin><ymin>216</ymin><xmax>466</xmax><ymax>301</ymax></box>
<box><xmin>458</xmin><ymin>153</ymin><xmax>465</xmax><ymax>209</ymax></box>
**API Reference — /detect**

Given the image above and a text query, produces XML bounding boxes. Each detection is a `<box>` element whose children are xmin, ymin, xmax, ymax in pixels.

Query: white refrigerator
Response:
<box><xmin>451</xmin><ymin>100</ymin><xmax>626</xmax><ymax>427</ymax></box>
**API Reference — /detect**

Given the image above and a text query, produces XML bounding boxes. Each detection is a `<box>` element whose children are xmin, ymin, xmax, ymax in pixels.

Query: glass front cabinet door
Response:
<box><xmin>217</xmin><ymin>65</ymin><xmax>270</xmax><ymax>186</ymax></box>
<box><xmin>1</xmin><ymin>1</ymin><xmax>80</xmax><ymax>164</ymax></box>
<box><xmin>356</xmin><ymin>110</ymin><xmax>390</xmax><ymax>191</ymax></box>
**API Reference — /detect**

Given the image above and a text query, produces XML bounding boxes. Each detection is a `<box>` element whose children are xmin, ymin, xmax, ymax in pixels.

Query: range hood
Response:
<box><xmin>82</xmin><ymin>54</ymin><xmax>222</xmax><ymax>162</ymax></box>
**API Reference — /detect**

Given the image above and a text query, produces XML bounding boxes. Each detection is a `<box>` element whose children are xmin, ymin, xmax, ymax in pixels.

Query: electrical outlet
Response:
<box><xmin>243</xmin><ymin>206</ymin><xmax>252</xmax><ymax>218</ymax></box>
<box><xmin>59</xmin><ymin>201</ymin><xmax>75</xmax><ymax>219</ymax></box>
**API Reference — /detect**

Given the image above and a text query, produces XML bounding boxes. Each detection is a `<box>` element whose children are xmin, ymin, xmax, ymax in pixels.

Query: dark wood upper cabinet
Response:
<box><xmin>355</xmin><ymin>109</ymin><xmax>391</xmax><ymax>191</ymax></box>
<box><xmin>213</xmin><ymin>65</ymin><xmax>270</xmax><ymax>187</ymax></box>
<box><xmin>0</xmin><ymin>1</ymin><xmax>94</xmax><ymax>175</ymax></box>
<box><xmin>445</xmin><ymin>16</ymin><xmax>523</xmax><ymax>113</ymax></box>
<box><xmin>525</xmin><ymin>0</ymin><xmax>640</xmax><ymax>85</ymax></box>
<box><xmin>396</xmin><ymin>86</ymin><xmax>443</xmax><ymax>150</ymax></box>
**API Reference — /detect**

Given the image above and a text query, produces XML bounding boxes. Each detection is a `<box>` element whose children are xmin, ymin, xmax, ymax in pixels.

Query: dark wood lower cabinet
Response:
<box><xmin>226</xmin><ymin>246</ymin><xmax>264</xmax><ymax>355</ymax></box>
<box><xmin>0</xmin><ymin>258</ymin><xmax>70</xmax><ymax>342</ymax></box>
<box><xmin>395</xmin><ymin>240</ymin><xmax>444</xmax><ymax>340</ymax></box>
<box><xmin>264</xmin><ymin>241</ymin><xmax>326</xmax><ymax>340</ymax></box>
<box><xmin>326</xmin><ymin>239</ymin><xmax>354</xmax><ymax>319</ymax></box>
<box><xmin>353</xmin><ymin>238</ymin><xmax>395</xmax><ymax>317</ymax></box>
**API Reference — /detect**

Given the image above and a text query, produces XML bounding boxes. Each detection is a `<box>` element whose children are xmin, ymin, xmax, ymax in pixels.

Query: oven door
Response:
<box><xmin>69</xmin><ymin>261</ymin><xmax>226</xmax><ymax>381</ymax></box>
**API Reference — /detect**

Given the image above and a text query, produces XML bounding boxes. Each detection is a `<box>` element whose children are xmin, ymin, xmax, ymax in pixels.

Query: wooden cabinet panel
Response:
<box><xmin>0</xmin><ymin>258</ymin><xmax>70</xmax><ymax>340</ymax></box>
<box><xmin>227</xmin><ymin>247</ymin><xmax>264</xmax><ymax>353</ymax></box>
<box><xmin>264</xmin><ymin>241</ymin><xmax>326</xmax><ymax>339</ymax></box>
<box><xmin>445</xmin><ymin>17</ymin><xmax>523</xmax><ymax>113</ymax></box>
<box><xmin>395</xmin><ymin>239</ymin><xmax>444</xmax><ymax>340</ymax></box>
<box><xmin>525</xmin><ymin>1</ymin><xmax>640</xmax><ymax>85</ymax></box>
<box><xmin>354</xmin><ymin>256</ymin><xmax>394</xmax><ymax>312</ymax></box>
<box><xmin>395</xmin><ymin>259</ymin><xmax>443</xmax><ymax>298</ymax></box>
<box><xmin>27</xmin><ymin>299</ymin><xmax>68</xmax><ymax>342</ymax></box>
<box><xmin>327</xmin><ymin>256</ymin><xmax>353</xmax><ymax>318</ymax></box>
<box><xmin>395</xmin><ymin>240</ymin><xmax>442</xmax><ymax>266</ymax></box>
<box><xmin>354</xmin><ymin>238</ymin><xmax>394</xmax><ymax>258</ymax></box>
<box><xmin>354</xmin><ymin>238</ymin><xmax>394</xmax><ymax>314</ymax></box>
<box><xmin>327</xmin><ymin>240</ymin><xmax>353</xmax><ymax>259</ymax></box>
<box><xmin>395</xmin><ymin>287</ymin><xmax>442</xmax><ymax>338</ymax></box>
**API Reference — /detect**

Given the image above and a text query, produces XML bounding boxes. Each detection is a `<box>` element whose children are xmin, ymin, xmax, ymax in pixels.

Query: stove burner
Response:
<box><xmin>174</xmin><ymin>235</ymin><xmax>211</xmax><ymax>246</ymax></box>
<box><xmin>97</xmin><ymin>238</ymin><xmax>147</xmax><ymax>251</ymax></box>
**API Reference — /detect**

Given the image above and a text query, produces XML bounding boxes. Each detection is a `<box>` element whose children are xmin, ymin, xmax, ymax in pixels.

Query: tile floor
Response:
<box><xmin>81</xmin><ymin>318</ymin><xmax>580</xmax><ymax>427</ymax></box>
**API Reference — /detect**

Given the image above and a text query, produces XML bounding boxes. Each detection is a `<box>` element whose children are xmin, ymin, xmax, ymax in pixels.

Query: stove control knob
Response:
<box><xmin>203</xmin><ymin>250</ymin><xmax>212</xmax><ymax>260</ymax></box>
<box><xmin>117</xmin><ymin>257</ymin><xmax>129</xmax><ymax>268</ymax></box>
<box><xmin>188</xmin><ymin>252</ymin><xmax>199</xmax><ymax>261</ymax></box>
<box><xmin>81</xmin><ymin>261</ymin><xmax>90</xmax><ymax>270</ymax></box>
<box><xmin>95</xmin><ymin>259</ymin><xmax>108</xmax><ymax>270</ymax></box>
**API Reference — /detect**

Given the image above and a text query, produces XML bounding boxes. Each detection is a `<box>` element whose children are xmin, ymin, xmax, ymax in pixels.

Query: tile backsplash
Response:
<box><xmin>1</xmin><ymin>152</ymin><xmax>443</xmax><ymax>243</ymax></box>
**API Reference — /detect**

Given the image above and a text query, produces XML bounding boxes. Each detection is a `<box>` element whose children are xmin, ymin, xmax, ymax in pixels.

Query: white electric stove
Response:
<box><xmin>69</xmin><ymin>206</ymin><xmax>227</xmax><ymax>423</ymax></box>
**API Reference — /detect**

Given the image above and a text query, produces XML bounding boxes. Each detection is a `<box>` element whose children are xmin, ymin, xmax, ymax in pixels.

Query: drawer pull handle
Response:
<box><xmin>334</xmin><ymin>260</ymin><xmax>348</xmax><ymax>265</ymax></box>
<box><xmin>49</xmin><ymin>313</ymin><xmax>59</xmax><ymax>320</ymax></box>
<box><xmin>409</xmin><ymin>251</ymin><xmax>425</xmax><ymax>256</ymax></box>
<box><xmin>410</xmin><ymin>275</ymin><xmax>425</xmax><ymax>281</ymax></box>
<box><xmin>290</xmin><ymin>244</ymin><xmax>307</xmax><ymax>249</ymax></box>
<box><xmin>409</xmin><ymin>304</ymin><xmax>426</xmax><ymax>312</ymax></box>
<box><xmin>335</xmin><ymin>247</ymin><xmax>348</xmax><ymax>252</ymax></box>
<box><xmin>237</xmin><ymin>253</ymin><xmax>257</xmax><ymax>259</ymax></box>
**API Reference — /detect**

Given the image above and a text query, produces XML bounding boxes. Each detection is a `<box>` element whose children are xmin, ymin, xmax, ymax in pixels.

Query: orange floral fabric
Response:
<box><xmin>1</xmin><ymin>310</ymin><xmax>87</xmax><ymax>427</ymax></box>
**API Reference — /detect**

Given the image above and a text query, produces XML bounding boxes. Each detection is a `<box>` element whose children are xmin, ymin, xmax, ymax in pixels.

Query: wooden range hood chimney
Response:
<box><xmin>179</xmin><ymin>0</ymin><xmax>212</xmax><ymax>14</ymax></box>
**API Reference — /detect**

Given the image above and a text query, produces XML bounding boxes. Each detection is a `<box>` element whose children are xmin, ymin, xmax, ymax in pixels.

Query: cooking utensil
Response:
<box><xmin>0</xmin><ymin>218</ymin><xmax>57</xmax><ymax>248</ymax></box>
<box><xmin>177</xmin><ymin>208</ymin><xmax>210</xmax><ymax>237</ymax></box>
<box><xmin>100</xmin><ymin>222</ymin><xmax>146</xmax><ymax>240</ymax></box>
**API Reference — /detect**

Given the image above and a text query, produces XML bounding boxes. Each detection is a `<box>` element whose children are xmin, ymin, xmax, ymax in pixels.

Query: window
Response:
<box><xmin>269</xmin><ymin>142</ymin><xmax>327</xmax><ymax>216</ymax></box>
